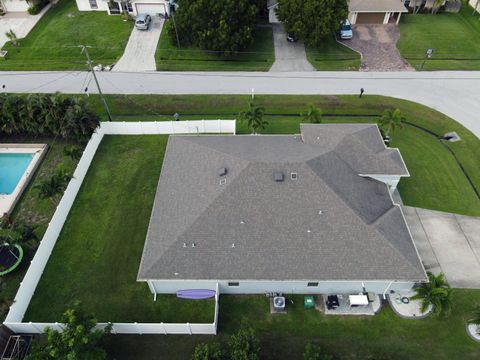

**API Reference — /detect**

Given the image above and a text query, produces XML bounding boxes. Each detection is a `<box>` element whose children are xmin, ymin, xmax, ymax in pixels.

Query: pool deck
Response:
<box><xmin>0</xmin><ymin>144</ymin><xmax>48</xmax><ymax>215</ymax></box>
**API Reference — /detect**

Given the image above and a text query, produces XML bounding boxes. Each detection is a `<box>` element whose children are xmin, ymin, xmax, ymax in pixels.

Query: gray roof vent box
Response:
<box><xmin>218</xmin><ymin>167</ymin><xmax>228</xmax><ymax>177</ymax></box>
<box><xmin>274</xmin><ymin>172</ymin><xmax>285</xmax><ymax>182</ymax></box>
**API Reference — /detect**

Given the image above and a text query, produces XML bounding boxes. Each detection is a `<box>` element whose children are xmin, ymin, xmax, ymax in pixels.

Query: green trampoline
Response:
<box><xmin>0</xmin><ymin>243</ymin><xmax>24</xmax><ymax>276</ymax></box>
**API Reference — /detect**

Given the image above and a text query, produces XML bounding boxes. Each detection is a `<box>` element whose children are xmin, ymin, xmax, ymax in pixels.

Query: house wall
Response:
<box><xmin>147</xmin><ymin>279</ymin><xmax>417</xmax><ymax>296</ymax></box>
<box><xmin>3</xmin><ymin>0</ymin><xmax>29</xmax><ymax>12</ymax></box>
<box><xmin>76</xmin><ymin>0</ymin><xmax>109</xmax><ymax>12</ymax></box>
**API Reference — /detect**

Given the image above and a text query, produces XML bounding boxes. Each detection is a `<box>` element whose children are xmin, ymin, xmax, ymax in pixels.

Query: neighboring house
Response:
<box><xmin>0</xmin><ymin>0</ymin><xmax>30</xmax><ymax>13</ymax></box>
<box><xmin>348</xmin><ymin>0</ymin><xmax>409</xmax><ymax>24</ymax></box>
<box><xmin>137</xmin><ymin>124</ymin><xmax>427</xmax><ymax>298</ymax></box>
<box><xmin>75</xmin><ymin>0</ymin><xmax>171</xmax><ymax>16</ymax></box>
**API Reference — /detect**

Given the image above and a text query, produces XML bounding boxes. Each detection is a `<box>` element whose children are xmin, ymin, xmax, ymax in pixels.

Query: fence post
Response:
<box><xmin>186</xmin><ymin>120</ymin><xmax>190</xmax><ymax>134</ymax></box>
<box><xmin>217</xmin><ymin>119</ymin><xmax>221</xmax><ymax>133</ymax></box>
<box><xmin>161</xmin><ymin>322</ymin><xmax>167</xmax><ymax>335</ymax></box>
<box><xmin>187</xmin><ymin>322</ymin><xmax>192</xmax><ymax>335</ymax></box>
<box><xmin>135</xmin><ymin>322</ymin><xmax>142</xmax><ymax>335</ymax></box>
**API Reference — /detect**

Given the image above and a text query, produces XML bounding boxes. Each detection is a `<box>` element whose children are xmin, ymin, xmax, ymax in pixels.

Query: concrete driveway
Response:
<box><xmin>113</xmin><ymin>17</ymin><xmax>164</xmax><ymax>72</ymax></box>
<box><xmin>270</xmin><ymin>24</ymin><xmax>315</xmax><ymax>72</ymax></box>
<box><xmin>403</xmin><ymin>206</ymin><xmax>480</xmax><ymax>288</ymax></box>
<box><xmin>340</xmin><ymin>24</ymin><xmax>413</xmax><ymax>72</ymax></box>
<box><xmin>0</xmin><ymin>6</ymin><xmax>51</xmax><ymax>48</ymax></box>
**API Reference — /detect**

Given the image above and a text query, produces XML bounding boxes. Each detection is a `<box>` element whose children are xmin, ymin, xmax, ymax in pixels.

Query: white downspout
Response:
<box><xmin>382</xmin><ymin>281</ymin><xmax>394</xmax><ymax>299</ymax></box>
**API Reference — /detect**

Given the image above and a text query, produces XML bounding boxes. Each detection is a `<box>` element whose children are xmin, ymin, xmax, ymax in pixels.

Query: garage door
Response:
<box><xmin>135</xmin><ymin>3</ymin><xmax>166</xmax><ymax>15</ymax></box>
<box><xmin>355</xmin><ymin>13</ymin><xmax>385</xmax><ymax>24</ymax></box>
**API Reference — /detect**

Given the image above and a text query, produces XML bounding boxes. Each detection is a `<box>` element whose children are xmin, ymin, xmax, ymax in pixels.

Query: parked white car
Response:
<box><xmin>135</xmin><ymin>14</ymin><xmax>152</xmax><ymax>30</ymax></box>
<box><xmin>340</xmin><ymin>19</ymin><xmax>353</xmax><ymax>40</ymax></box>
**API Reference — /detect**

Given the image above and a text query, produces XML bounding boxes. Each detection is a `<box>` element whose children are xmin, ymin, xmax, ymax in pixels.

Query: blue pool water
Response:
<box><xmin>0</xmin><ymin>153</ymin><xmax>34</xmax><ymax>195</ymax></box>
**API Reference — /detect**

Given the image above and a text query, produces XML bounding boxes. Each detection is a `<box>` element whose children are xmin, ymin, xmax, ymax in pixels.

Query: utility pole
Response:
<box><xmin>80</xmin><ymin>45</ymin><xmax>113</xmax><ymax>122</ymax></box>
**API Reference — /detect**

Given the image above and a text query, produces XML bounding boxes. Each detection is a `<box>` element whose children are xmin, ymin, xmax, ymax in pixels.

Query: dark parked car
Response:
<box><xmin>286</xmin><ymin>32</ymin><xmax>298</xmax><ymax>42</ymax></box>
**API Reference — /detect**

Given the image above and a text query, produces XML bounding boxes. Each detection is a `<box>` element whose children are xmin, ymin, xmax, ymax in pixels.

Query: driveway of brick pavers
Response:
<box><xmin>340</xmin><ymin>24</ymin><xmax>414</xmax><ymax>72</ymax></box>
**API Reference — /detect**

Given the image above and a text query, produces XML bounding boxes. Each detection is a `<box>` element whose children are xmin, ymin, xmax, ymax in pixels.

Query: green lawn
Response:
<box><xmin>306</xmin><ymin>37</ymin><xmax>360</xmax><ymax>70</ymax></box>
<box><xmin>156</xmin><ymin>22</ymin><xmax>274</xmax><ymax>71</ymax></box>
<box><xmin>24</xmin><ymin>136</ymin><xmax>215</xmax><ymax>323</ymax></box>
<box><xmin>86</xmin><ymin>94</ymin><xmax>480</xmax><ymax>216</ymax></box>
<box><xmin>106</xmin><ymin>290</ymin><xmax>480</xmax><ymax>360</ymax></box>
<box><xmin>397</xmin><ymin>2</ymin><xmax>480</xmax><ymax>70</ymax></box>
<box><xmin>0</xmin><ymin>0</ymin><xmax>133</xmax><ymax>71</ymax></box>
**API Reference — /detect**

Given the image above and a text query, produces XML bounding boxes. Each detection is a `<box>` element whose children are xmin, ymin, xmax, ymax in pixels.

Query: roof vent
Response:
<box><xmin>318</xmin><ymin>210</ymin><xmax>323</xmax><ymax>215</ymax></box>
<box><xmin>183</xmin><ymin>242</ymin><xmax>187</xmax><ymax>248</ymax></box>
<box><xmin>307</xmin><ymin>229</ymin><xmax>312</xmax><ymax>233</ymax></box>
<box><xmin>274</xmin><ymin>172</ymin><xmax>284</xmax><ymax>182</ymax></box>
<box><xmin>231</xmin><ymin>243</ymin><xmax>235</xmax><ymax>248</ymax></box>
<box><xmin>192</xmin><ymin>243</ymin><xmax>196</xmax><ymax>248</ymax></box>
<box><xmin>220</xmin><ymin>178</ymin><xmax>227</xmax><ymax>186</ymax></box>
<box><xmin>218</xmin><ymin>167</ymin><xmax>228</xmax><ymax>177</ymax></box>
<box><xmin>291</xmin><ymin>172</ymin><xmax>297</xmax><ymax>180</ymax></box>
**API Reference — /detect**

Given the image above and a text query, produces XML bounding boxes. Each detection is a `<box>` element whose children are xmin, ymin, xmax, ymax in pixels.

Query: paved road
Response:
<box><xmin>270</xmin><ymin>24</ymin><xmax>315</xmax><ymax>72</ymax></box>
<box><xmin>403</xmin><ymin>206</ymin><xmax>480</xmax><ymax>288</ymax></box>
<box><xmin>113</xmin><ymin>17</ymin><xmax>164</xmax><ymax>72</ymax></box>
<box><xmin>0</xmin><ymin>71</ymin><xmax>479</xmax><ymax>138</ymax></box>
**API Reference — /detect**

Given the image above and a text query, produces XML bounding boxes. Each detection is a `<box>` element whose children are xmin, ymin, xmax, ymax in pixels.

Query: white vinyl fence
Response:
<box><xmin>4</xmin><ymin>121</ymin><xmax>234</xmax><ymax>335</ymax></box>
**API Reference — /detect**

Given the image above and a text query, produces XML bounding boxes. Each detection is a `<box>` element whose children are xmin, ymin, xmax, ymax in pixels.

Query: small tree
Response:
<box><xmin>63</xmin><ymin>145</ymin><xmax>83</xmax><ymax>161</ymax></box>
<box><xmin>379</xmin><ymin>108</ymin><xmax>405</xmax><ymax>137</ymax></box>
<box><xmin>411</xmin><ymin>272</ymin><xmax>453</xmax><ymax>316</ymax></box>
<box><xmin>26</xmin><ymin>302</ymin><xmax>111</xmax><ymax>360</ymax></box>
<box><xmin>35</xmin><ymin>167</ymin><xmax>72</xmax><ymax>203</ymax></box>
<box><xmin>191</xmin><ymin>342</ymin><xmax>222</xmax><ymax>360</ymax></box>
<box><xmin>5</xmin><ymin>29</ymin><xmax>18</xmax><ymax>46</ymax></box>
<box><xmin>301</xmin><ymin>104</ymin><xmax>322</xmax><ymax>124</ymax></box>
<box><xmin>238</xmin><ymin>102</ymin><xmax>268</xmax><ymax>135</ymax></box>
<box><xmin>468</xmin><ymin>304</ymin><xmax>480</xmax><ymax>335</ymax></box>
<box><xmin>228</xmin><ymin>326</ymin><xmax>260</xmax><ymax>360</ymax></box>
<box><xmin>303</xmin><ymin>341</ymin><xmax>333</xmax><ymax>360</ymax></box>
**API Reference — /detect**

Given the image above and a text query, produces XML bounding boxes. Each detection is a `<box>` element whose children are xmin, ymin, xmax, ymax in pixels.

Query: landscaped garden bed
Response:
<box><xmin>0</xmin><ymin>0</ymin><xmax>133</xmax><ymax>71</ymax></box>
<box><xmin>397</xmin><ymin>2</ymin><xmax>480</xmax><ymax>70</ymax></box>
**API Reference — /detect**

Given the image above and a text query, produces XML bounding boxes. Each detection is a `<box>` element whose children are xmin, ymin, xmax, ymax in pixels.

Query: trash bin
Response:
<box><xmin>304</xmin><ymin>296</ymin><xmax>315</xmax><ymax>309</ymax></box>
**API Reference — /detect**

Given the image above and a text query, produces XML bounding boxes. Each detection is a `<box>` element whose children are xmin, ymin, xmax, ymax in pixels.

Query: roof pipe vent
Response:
<box><xmin>218</xmin><ymin>167</ymin><xmax>228</xmax><ymax>177</ymax></box>
<box><xmin>274</xmin><ymin>172</ymin><xmax>285</xmax><ymax>182</ymax></box>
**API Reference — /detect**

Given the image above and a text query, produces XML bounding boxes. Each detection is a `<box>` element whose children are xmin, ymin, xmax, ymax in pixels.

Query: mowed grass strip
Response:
<box><xmin>24</xmin><ymin>136</ymin><xmax>215</xmax><ymax>323</ymax></box>
<box><xmin>0</xmin><ymin>0</ymin><xmax>132</xmax><ymax>71</ymax></box>
<box><xmin>86</xmin><ymin>94</ymin><xmax>480</xmax><ymax>215</ymax></box>
<box><xmin>306</xmin><ymin>37</ymin><xmax>361</xmax><ymax>71</ymax></box>
<box><xmin>397</xmin><ymin>2</ymin><xmax>480</xmax><ymax>70</ymax></box>
<box><xmin>106</xmin><ymin>290</ymin><xmax>480</xmax><ymax>360</ymax></box>
<box><xmin>156</xmin><ymin>21</ymin><xmax>274</xmax><ymax>71</ymax></box>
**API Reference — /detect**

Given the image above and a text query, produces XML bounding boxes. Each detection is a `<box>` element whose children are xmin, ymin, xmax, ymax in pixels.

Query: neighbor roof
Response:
<box><xmin>349</xmin><ymin>0</ymin><xmax>409</xmax><ymax>12</ymax></box>
<box><xmin>138</xmin><ymin>124</ymin><xmax>425</xmax><ymax>282</ymax></box>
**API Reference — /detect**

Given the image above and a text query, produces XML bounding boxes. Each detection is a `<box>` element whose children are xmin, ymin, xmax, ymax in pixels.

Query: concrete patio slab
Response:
<box><xmin>403</xmin><ymin>206</ymin><xmax>480</xmax><ymax>288</ymax></box>
<box><xmin>0</xmin><ymin>5</ymin><xmax>51</xmax><ymax>48</ymax></box>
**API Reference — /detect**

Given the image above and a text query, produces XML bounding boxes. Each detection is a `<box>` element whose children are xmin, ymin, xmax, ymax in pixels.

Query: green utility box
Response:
<box><xmin>304</xmin><ymin>296</ymin><xmax>315</xmax><ymax>309</ymax></box>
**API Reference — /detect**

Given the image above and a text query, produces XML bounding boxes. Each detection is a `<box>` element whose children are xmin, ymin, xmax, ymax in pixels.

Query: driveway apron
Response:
<box><xmin>403</xmin><ymin>206</ymin><xmax>480</xmax><ymax>288</ymax></box>
<box><xmin>270</xmin><ymin>24</ymin><xmax>315</xmax><ymax>72</ymax></box>
<box><xmin>113</xmin><ymin>17</ymin><xmax>164</xmax><ymax>72</ymax></box>
<box><xmin>340</xmin><ymin>24</ymin><xmax>413</xmax><ymax>72</ymax></box>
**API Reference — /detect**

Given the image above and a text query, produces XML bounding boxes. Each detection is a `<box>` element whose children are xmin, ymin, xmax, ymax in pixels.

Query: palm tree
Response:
<box><xmin>63</xmin><ymin>145</ymin><xmax>82</xmax><ymax>161</ymax></box>
<box><xmin>411</xmin><ymin>272</ymin><xmax>453</xmax><ymax>316</ymax></box>
<box><xmin>468</xmin><ymin>304</ymin><xmax>480</xmax><ymax>335</ymax></box>
<box><xmin>35</xmin><ymin>167</ymin><xmax>72</xmax><ymax>203</ymax></box>
<box><xmin>301</xmin><ymin>104</ymin><xmax>322</xmax><ymax>124</ymax></box>
<box><xmin>379</xmin><ymin>108</ymin><xmax>405</xmax><ymax>137</ymax></box>
<box><xmin>238</xmin><ymin>102</ymin><xmax>267</xmax><ymax>135</ymax></box>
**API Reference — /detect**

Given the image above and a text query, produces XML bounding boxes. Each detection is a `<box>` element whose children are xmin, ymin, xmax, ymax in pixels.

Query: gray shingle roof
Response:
<box><xmin>137</xmin><ymin>124</ymin><xmax>426</xmax><ymax>282</ymax></box>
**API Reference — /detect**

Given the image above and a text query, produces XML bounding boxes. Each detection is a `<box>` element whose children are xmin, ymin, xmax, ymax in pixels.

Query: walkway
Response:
<box><xmin>0</xmin><ymin>71</ymin><xmax>480</xmax><ymax>138</ymax></box>
<box><xmin>269</xmin><ymin>24</ymin><xmax>315</xmax><ymax>71</ymax></box>
<box><xmin>113</xmin><ymin>17</ymin><xmax>164</xmax><ymax>72</ymax></box>
<box><xmin>340</xmin><ymin>25</ymin><xmax>413</xmax><ymax>71</ymax></box>
<box><xmin>0</xmin><ymin>5</ymin><xmax>51</xmax><ymax>48</ymax></box>
<box><xmin>403</xmin><ymin>206</ymin><xmax>480</xmax><ymax>288</ymax></box>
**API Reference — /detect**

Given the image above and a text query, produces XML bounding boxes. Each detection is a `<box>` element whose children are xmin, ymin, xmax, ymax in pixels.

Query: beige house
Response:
<box><xmin>348</xmin><ymin>0</ymin><xmax>408</xmax><ymax>24</ymax></box>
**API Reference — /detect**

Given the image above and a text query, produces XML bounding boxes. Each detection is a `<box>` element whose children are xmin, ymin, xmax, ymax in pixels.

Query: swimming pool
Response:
<box><xmin>0</xmin><ymin>154</ymin><xmax>34</xmax><ymax>195</ymax></box>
